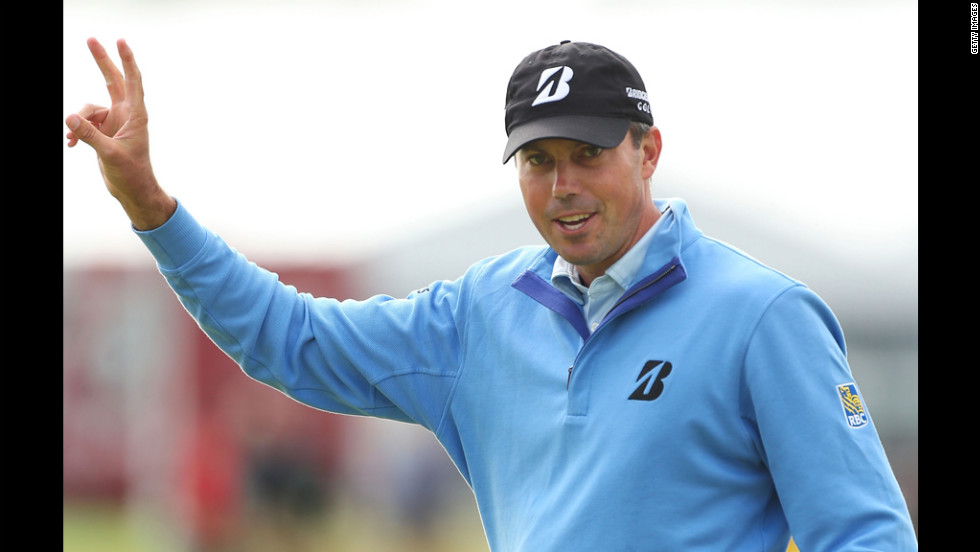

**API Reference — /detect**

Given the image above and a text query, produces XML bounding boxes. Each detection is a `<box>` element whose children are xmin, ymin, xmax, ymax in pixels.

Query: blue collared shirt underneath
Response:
<box><xmin>551</xmin><ymin>215</ymin><xmax>663</xmax><ymax>333</ymax></box>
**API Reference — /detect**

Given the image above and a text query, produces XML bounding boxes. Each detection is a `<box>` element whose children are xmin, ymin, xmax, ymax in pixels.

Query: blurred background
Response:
<box><xmin>63</xmin><ymin>0</ymin><xmax>917</xmax><ymax>550</ymax></box>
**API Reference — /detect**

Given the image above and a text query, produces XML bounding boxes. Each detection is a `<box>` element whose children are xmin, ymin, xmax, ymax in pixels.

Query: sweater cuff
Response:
<box><xmin>134</xmin><ymin>198</ymin><xmax>209</xmax><ymax>270</ymax></box>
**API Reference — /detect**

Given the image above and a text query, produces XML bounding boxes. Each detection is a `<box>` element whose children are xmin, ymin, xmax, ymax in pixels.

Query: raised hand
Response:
<box><xmin>66</xmin><ymin>38</ymin><xmax>176</xmax><ymax>230</ymax></box>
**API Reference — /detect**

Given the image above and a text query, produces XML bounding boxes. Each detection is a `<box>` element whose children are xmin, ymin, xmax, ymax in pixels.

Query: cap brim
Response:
<box><xmin>502</xmin><ymin>115</ymin><xmax>631</xmax><ymax>164</ymax></box>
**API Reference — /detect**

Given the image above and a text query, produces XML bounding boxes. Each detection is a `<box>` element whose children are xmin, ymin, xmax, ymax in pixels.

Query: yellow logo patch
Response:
<box><xmin>838</xmin><ymin>383</ymin><xmax>868</xmax><ymax>428</ymax></box>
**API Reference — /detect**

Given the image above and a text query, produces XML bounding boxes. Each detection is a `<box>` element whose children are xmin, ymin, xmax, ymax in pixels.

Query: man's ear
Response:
<box><xmin>641</xmin><ymin>126</ymin><xmax>662</xmax><ymax>180</ymax></box>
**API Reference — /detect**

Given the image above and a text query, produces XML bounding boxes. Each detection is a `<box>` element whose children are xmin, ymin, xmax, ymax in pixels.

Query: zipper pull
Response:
<box><xmin>567</xmin><ymin>365</ymin><xmax>573</xmax><ymax>389</ymax></box>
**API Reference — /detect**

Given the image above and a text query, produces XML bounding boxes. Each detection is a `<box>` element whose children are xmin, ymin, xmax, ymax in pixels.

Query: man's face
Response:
<box><xmin>516</xmin><ymin>127</ymin><xmax>662</xmax><ymax>286</ymax></box>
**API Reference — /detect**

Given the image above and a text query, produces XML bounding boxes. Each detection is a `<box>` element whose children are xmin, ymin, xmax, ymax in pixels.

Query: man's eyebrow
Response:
<box><xmin>516</xmin><ymin>145</ymin><xmax>544</xmax><ymax>158</ymax></box>
<box><xmin>521</xmin><ymin>138</ymin><xmax>588</xmax><ymax>151</ymax></box>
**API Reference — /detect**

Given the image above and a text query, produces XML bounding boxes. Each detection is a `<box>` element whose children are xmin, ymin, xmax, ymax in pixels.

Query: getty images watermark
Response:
<box><xmin>973</xmin><ymin>3</ymin><xmax>979</xmax><ymax>54</ymax></box>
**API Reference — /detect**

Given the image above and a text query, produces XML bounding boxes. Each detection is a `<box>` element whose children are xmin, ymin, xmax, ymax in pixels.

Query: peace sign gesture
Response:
<box><xmin>66</xmin><ymin>38</ymin><xmax>176</xmax><ymax>230</ymax></box>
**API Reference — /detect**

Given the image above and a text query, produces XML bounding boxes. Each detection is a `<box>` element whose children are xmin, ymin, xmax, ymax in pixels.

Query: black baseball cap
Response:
<box><xmin>502</xmin><ymin>40</ymin><xmax>654</xmax><ymax>164</ymax></box>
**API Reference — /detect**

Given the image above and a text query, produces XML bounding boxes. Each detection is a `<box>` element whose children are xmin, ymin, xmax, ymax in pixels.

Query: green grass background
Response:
<box><xmin>65</xmin><ymin>499</ymin><xmax>800</xmax><ymax>552</ymax></box>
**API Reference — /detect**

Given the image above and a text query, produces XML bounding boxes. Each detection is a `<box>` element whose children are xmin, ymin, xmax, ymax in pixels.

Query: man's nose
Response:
<box><xmin>552</xmin><ymin>161</ymin><xmax>581</xmax><ymax>199</ymax></box>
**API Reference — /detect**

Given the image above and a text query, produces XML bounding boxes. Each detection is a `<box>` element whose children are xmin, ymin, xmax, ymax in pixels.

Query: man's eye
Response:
<box><xmin>527</xmin><ymin>154</ymin><xmax>547</xmax><ymax>166</ymax></box>
<box><xmin>582</xmin><ymin>146</ymin><xmax>603</xmax><ymax>158</ymax></box>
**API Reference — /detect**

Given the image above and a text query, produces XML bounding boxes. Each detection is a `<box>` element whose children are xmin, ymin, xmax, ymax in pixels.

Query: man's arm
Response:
<box><xmin>745</xmin><ymin>286</ymin><xmax>917</xmax><ymax>550</ymax></box>
<box><xmin>65</xmin><ymin>38</ymin><xmax>176</xmax><ymax>230</ymax></box>
<box><xmin>65</xmin><ymin>37</ymin><xmax>464</xmax><ymax>430</ymax></box>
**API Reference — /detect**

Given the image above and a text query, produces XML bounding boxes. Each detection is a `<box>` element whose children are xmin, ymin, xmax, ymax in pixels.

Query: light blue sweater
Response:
<box><xmin>137</xmin><ymin>197</ymin><xmax>917</xmax><ymax>551</ymax></box>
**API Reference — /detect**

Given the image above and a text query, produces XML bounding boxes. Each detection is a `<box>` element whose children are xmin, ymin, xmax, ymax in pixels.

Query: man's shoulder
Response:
<box><xmin>465</xmin><ymin>244</ymin><xmax>553</xmax><ymax>282</ymax></box>
<box><xmin>685</xmin><ymin>233</ymin><xmax>805</xmax><ymax>294</ymax></box>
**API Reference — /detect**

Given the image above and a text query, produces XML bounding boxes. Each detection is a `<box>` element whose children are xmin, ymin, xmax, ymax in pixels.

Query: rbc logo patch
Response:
<box><xmin>837</xmin><ymin>383</ymin><xmax>869</xmax><ymax>429</ymax></box>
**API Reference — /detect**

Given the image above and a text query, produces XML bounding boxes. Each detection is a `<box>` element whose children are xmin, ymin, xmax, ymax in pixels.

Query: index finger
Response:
<box><xmin>87</xmin><ymin>37</ymin><xmax>125</xmax><ymax>105</ymax></box>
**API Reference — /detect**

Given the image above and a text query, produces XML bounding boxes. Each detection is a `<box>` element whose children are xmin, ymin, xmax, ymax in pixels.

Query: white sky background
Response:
<box><xmin>63</xmin><ymin>0</ymin><xmax>918</xmax><ymax>269</ymax></box>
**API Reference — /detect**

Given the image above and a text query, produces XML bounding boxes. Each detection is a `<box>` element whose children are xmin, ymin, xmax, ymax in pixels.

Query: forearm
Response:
<box><xmin>134</xmin><ymin>201</ymin><xmax>433</xmax><ymax>421</ymax></box>
<box><xmin>136</xmin><ymin>200</ymin><xmax>296</xmax><ymax>369</ymax></box>
<box><xmin>110</xmin><ymin>171</ymin><xmax>177</xmax><ymax>231</ymax></box>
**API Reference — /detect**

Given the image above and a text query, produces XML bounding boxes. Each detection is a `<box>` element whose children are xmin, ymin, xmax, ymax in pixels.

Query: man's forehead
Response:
<box><xmin>519</xmin><ymin>137</ymin><xmax>603</xmax><ymax>153</ymax></box>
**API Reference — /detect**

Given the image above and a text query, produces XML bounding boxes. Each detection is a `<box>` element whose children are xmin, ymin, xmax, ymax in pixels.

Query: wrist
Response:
<box><xmin>115</xmin><ymin>181</ymin><xmax>177</xmax><ymax>231</ymax></box>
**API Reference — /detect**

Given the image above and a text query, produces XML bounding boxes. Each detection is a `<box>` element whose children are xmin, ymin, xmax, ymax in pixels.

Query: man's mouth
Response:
<box><xmin>556</xmin><ymin>213</ymin><xmax>593</xmax><ymax>231</ymax></box>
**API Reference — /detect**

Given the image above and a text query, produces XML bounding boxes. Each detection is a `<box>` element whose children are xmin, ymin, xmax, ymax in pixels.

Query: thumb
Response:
<box><xmin>66</xmin><ymin>114</ymin><xmax>110</xmax><ymax>151</ymax></box>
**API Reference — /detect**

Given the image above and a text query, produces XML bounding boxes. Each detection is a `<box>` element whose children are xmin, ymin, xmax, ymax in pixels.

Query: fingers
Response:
<box><xmin>65</xmin><ymin>113</ymin><xmax>110</xmax><ymax>152</ymax></box>
<box><xmin>76</xmin><ymin>103</ymin><xmax>110</xmax><ymax>123</ymax></box>
<box><xmin>66</xmin><ymin>38</ymin><xmax>147</xmax><ymax>150</ymax></box>
<box><xmin>66</xmin><ymin>103</ymin><xmax>111</xmax><ymax>147</ymax></box>
<box><xmin>116</xmin><ymin>39</ymin><xmax>146</xmax><ymax>114</ymax></box>
<box><xmin>87</xmin><ymin>37</ymin><xmax>125</xmax><ymax>105</ymax></box>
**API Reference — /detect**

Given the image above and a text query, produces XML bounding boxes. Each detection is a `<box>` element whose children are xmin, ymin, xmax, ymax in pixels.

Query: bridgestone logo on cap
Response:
<box><xmin>626</xmin><ymin>87</ymin><xmax>648</xmax><ymax>101</ymax></box>
<box><xmin>501</xmin><ymin>41</ymin><xmax>655</xmax><ymax>163</ymax></box>
<box><xmin>532</xmin><ymin>66</ymin><xmax>574</xmax><ymax>106</ymax></box>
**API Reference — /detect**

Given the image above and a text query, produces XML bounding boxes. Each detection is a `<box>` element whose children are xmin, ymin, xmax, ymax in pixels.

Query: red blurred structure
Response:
<box><xmin>63</xmin><ymin>264</ymin><xmax>356</xmax><ymax>550</ymax></box>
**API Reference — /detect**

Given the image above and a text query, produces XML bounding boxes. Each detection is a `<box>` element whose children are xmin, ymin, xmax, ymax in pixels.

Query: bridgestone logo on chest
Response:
<box><xmin>629</xmin><ymin>360</ymin><xmax>672</xmax><ymax>401</ymax></box>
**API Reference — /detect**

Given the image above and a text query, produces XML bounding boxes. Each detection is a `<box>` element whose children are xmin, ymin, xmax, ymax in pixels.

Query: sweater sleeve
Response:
<box><xmin>135</xmin><ymin>199</ymin><xmax>464</xmax><ymax>431</ymax></box>
<box><xmin>742</xmin><ymin>285</ymin><xmax>917</xmax><ymax>551</ymax></box>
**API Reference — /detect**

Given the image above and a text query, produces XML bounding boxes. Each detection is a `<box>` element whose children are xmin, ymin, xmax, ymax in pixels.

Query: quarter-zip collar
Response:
<box><xmin>551</xmin><ymin>210</ymin><xmax>663</xmax><ymax>332</ymax></box>
<box><xmin>512</xmin><ymin>198</ymin><xmax>699</xmax><ymax>340</ymax></box>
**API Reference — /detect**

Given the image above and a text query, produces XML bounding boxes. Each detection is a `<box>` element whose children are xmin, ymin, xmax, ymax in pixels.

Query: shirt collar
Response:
<box><xmin>550</xmin><ymin>213</ymin><xmax>664</xmax><ymax>299</ymax></box>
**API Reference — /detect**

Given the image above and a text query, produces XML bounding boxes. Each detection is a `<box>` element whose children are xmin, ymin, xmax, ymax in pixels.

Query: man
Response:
<box><xmin>66</xmin><ymin>38</ymin><xmax>917</xmax><ymax>551</ymax></box>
